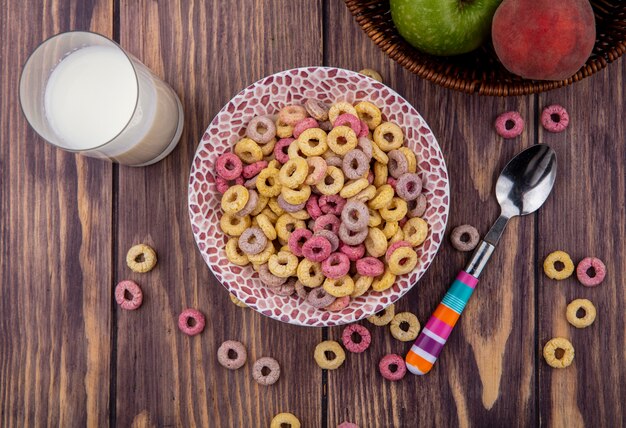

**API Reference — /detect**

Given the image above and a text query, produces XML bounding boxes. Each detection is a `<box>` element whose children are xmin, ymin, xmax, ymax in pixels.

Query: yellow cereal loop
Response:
<box><xmin>323</xmin><ymin>276</ymin><xmax>355</xmax><ymax>297</ymax></box>
<box><xmin>260</xmin><ymin>207</ymin><xmax>278</xmax><ymax>223</ymax></box>
<box><xmin>328</xmin><ymin>102</ymin><xmax>358</xmax><ymax>124</ymax></box>
<box><xmin>220</xmin><ymin>185</ymin><xmax>249</xmax><ymax>214</ymax></box>
<box><xmin>268</xmin><ymin>251</ymin><xmax>299</xmax><ymax>277</ymax></box>
<box><xmin>389</xmin><ymin>228</ymin><xmax>404</xmax><ymax>244</ymax></box>
<box><xmin>390</xmin><ymin>312</ymin><xmax>420</xmax><ymax>342</ymax></box>
<box><xmin>566</xmin><ymin>299</ymin><xmax>597</xmax><ymax>328</ymax></box>
<box><xmin>373</xmin><ymin>161</ymin><xmax>388</xmax><ymax>187</ymax></box>
<box><xmin>234</xmin><ymin>138</ymin><xmax>264</xmax><ymax>164</ymax></box>
<box><xmin>225</xmin><ymin>237</ymin><xmax>249</xmax><ymax>266</ymax></box>
<box><xmin>367</xmin><ymin>208</ymin><xmax>382</xmax><ymax>227</ymax></box>
<box><xmin>288</xmin><ymin>139</ymin><xmax>305</xmax><ymax>159</ymax></box>
<box><xmin>270</xmin><ymin>413</ymin><xmax>301</xmax><ymax>428</ymax></box>
<box><xmin>380</xmin><ymin>197</ymin><xmax>408</xmax><ymax>222</ymax></box>
<box><xmin>403</xmin><ymin>217</ymin><xmax>428</xmax><ymax>246</ymax></box>
<box><xmin>543</xmin><ymin>250</ymin><xmax>575</xmax><ymax>280</ymax></box>
<box><xmin>399</xmin><ymin>147</ymin><xmax>417</xmax><ymax>173</ymax></box>
<box><xmin>259</xmin><ymin>138</ymin><xmax>276</xmax><ymax>157</ymax></box>
<box><xmin>297</xmin><ymin>128</ymin><xmax>328</xmax><ymax>157</ymax></box>
<box><xmin>279</xmin><ymin>157</ymin><xmax>309</xmax><ymax>188</ymax></box>
<box><xmin>276</xmin><ymin>118</ymin><xmax>294</xmax><ymax>138</ymax></box>
<box><xmin>543</xmin><ymin>337</ymin><xmax>575</xmax><ymax>369</ymax></box>
<box><xmin>314</xmin><ymin>340</ymin><xmax>346</xmax><ymax>370</ymax></box>
<box><xmin>247</xmin><ymin>241</ymin><xmax>275</xmax><ymax>264</ymax></box>
<box><xmin>297</xmin><ymin>259</ymin><xmax>324</xmax><ymax>287</ymax></box>
<box><xmin>352</xmin><ymin>275</ymin><xmax>374</xmax><ymax>297</ymax></box>
<box><xmin>250</xmin><ymin>194</ymin><xmax>269</xmax><ymax>216</ymax></box>
<box><xmin>256</xmin><ymin>167</ymin><xmax>282</xmax><ymax>197</ymax></box>
<box><xmin>368</xmin><ymin>184</ymin><xmax>394</xmax><ymax>210</ymax></box>
<box><xmin>379</xmin><ymin>220</ymin><xmax>399</xmax><ymax>239</ymax></box>
<box><xmin>316</xmin><ymin>166</ymin><xmax>344</xmax><ymax>195</ymax></box>
<box><xmin>126</xmin><ymin>244</ymin><xmax>158</xmax><ymax>273</ymax></box>
<box><xmin>267</xmin><ymin>159</ymin><xmax>281</xmax><ymax>170</ymax></box>
<box><xmin>281</xmin><ymin>185</ymin><xmax>311</xmax><ymax>205</ymax></box>
<box><xmin>219</xmin><ymin>213</ymin><xmax>251</xmax><ymax>236</ymax></box>
<box><xmin>268</xmin><ymin>197</ymin><xmax>285</xmax><ymax>216</ymax></box>
<box><xmin>327</xmin><ymin>126</ymin><xmax>358</xmax><ymax>156</ymax></box>
<box><xmin>372</xmin><ymin>268</ymin><xmax>396</xmax><ymax>292</ymax></box>
<box><xmin>367</xmin><ymin>303</ymin><xmax>395</xmax><ymax>326</ymax></box>
<box><xmin>358</xmin><ymin>68</ymin><xmax>383</xmax><ymax>82</ymax></box>
<box><xmin>365</xmin><ymin>227</ymin><xmax>388</xmax><ymax>258</ymax></box>
<box><xmin>275</xmin><ymin>213</ymin><xmax>306</xmax><ymax>242</ymax></box>
<box><xmin>355</xmin><ymin>101</ymin><xmax>383</xmax><ymax>130</ymax></box>
<box><xmin>352</xmin><ymin>184</ymin><xmax>377</xmax><ymax>203</ymax></box>
<box><xmin>388</xmin><ymin>246</ymin><xmax>418</xmax><ymax>275</ymax></box>
<box><xmin>229</xmin><ymin>292</ymin><xmax>248</xmax><ymax>308</ymax></box>
<box><xmin>256</xmin><ymin>213</ymin><xmax>277</xmax><ymax>240</ymax></box>
<box><xmin>373</xmin><ymin>122</ymin><xmax>404</xmax><ymax>151</ymax></box>
<box><xmin>371</xmin><ymin>141</ymin><xmax>389</xmax><ymax>164</ymax></box>
<box><xmin>339</xmin><ymin>178</ymin><xmax>369</xmax><ymax>199</ymax></box>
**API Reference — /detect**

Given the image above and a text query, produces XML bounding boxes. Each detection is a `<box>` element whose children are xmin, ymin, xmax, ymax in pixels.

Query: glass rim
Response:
<box><xmin>19</xmin><ymin>30</ymin><xmax>141</xmax><ymax>153</ymax></box>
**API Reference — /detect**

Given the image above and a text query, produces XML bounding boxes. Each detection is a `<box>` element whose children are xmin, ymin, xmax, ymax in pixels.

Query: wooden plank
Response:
<box><xmin>326</xmin><ymin>2</ymin><xmax>537</xmax><ymax>426</ymax></box>
<box><xmin>0</xmin><ymin>1</ymin><xmax>113</xmax><ymax>427</ymax></box>
<box><xmin>537</xmin><ymin>62</ymin><xmax>626</xmax><ymax>427</ymax></box>
<box><xmin>115</xmin><ymin>1</ymin><xmax>323</xmax><ymax>426</ymax></box>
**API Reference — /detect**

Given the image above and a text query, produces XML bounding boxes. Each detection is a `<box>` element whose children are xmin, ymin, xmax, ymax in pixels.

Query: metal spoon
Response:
<box><xmin>406</xmin><ymin>144</ymin><xmax>557</xmax><ymax>375</ymax></box>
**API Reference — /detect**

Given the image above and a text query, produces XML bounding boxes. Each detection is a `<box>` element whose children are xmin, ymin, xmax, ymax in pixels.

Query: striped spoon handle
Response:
<box><xmin>405</xmin><ymin>270</ymin><xmax>478</xmax><ymax>375</ymax></box>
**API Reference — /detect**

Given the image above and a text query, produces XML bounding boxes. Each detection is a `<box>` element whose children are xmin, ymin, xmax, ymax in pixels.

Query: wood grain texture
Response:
<box><xmin>325</xmin><ymin>1</ymin><xmax>536</xmax><ymax>426</ymax></box>
<box><xmin>537</xmin><ymin>65</ymin><xmax>626</xmax><ymax>428</ymax></box>
<box><xmin>0</xmin><ymin>1</ymin><xmax>113</xmax><ymax>426</ymax></box>
<box><xmin>114</xmin><ymin>1</ymin><xmax>323</xmax><ymax>427</ymax></box>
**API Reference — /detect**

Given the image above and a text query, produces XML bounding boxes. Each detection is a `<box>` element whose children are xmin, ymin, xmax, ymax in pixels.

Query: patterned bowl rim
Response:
<box><xmin>188</xmin><ymin>66</ymin><xmax>450</xmax><ymax>327</ymax></box>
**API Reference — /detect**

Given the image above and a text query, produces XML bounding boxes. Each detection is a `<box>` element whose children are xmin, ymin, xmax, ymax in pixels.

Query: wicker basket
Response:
<box><xmin>344</xmin><ymin>0</ymin><xmax>626</xmax><ymax>95</ymax></box>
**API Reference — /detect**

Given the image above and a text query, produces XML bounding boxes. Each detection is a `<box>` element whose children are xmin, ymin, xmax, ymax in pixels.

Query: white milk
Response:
<box><xmin>43</xmin><ymin>45</ymin><xmax>183</xmax><ymax>165</ymax></box>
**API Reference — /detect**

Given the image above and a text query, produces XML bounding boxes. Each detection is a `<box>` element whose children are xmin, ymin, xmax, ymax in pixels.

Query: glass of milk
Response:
<box><xmin>20</xmin><ymin>31</ymin><xmax>184</xmax><ymax>166</ymax></box>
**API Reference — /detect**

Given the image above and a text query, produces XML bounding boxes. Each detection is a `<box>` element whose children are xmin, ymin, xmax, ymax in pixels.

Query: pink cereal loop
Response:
<box><xmin>293</xmin><ymin>117</ymin><xmax>319</xmax><ymax>138</ymax></box>
<box><xmin>115</xmin><ymin>280</ymin><xmax>143</xmax><ymax>310</ymax></box>
<box><xmin>358</xmin><ymin>120</ymin><xmax>369</xmax><ymax>137</ymax></box>
<box><xmin>541</xmin><ymin>104</ymin><xmax>570</xmax><ymax>133</ymax></box>
<box><xmin>379</xmin><ymin>354</ymin><xmax>407</xmax><ymax>381</ymax></box>
<box><xmin>178</xmin><ymin>308</ymin><xmax>206</xmax><ymax>336</ymax></box>
<box><xmin>341</xmin><ymin>324</ymin><xmax>371</xmax><ymax>353</ymax></box>
<box><xmin>302</xmin><ymin>235</ymin><xmax>332</xmax><ymax>262</ymax></box>
<box><xmin>216</xmin><ymin>176</ymin><xmax>230</xmax><ymax>194</ymax></box>
<box><xmin>576</xmin><ymin>257</ymin><xmax>606</xmax><ymax>287</ymax></box>
<box><xmin>319</xmin><ymin>194</ymin><xmax>347</xmax><ymax>216</ymax></box>
<box><xmin>314</xmin><ymin>214</ymin><xmax>341</xmax><ymax>234</ymax></box>
<box><xmin>325</xmin><ymin>295</ymin><xmax>350</xmax><ymax>311</ymax></box>
<box><xmin>216</xmin><ymin>152</ymin><xmax>243</xmax><ymax>180</ymax></box>
<box><xmin>495</xmin><ymin>111</ymin><xmax>524</xmax><ymax>139</ymax></box>
<box><xmin>339</xmin><ymin>242</ymin><xmax>365</xmax><ymax>261</ymax></box>
<box><xmin>321</xmin><ymin>252</ymin><xmax>351</xmax><ymax>279</ymax></box>
<box><xmin>306</xmin><ymin>194</ymin><xmax>323</xmax><ymax>219</ymax></box>
<box><xmin>243</xmin><ymin>160</ymin><xmax>268</xmax><ymax>179</ymax></box>
<box><xmin>288</xmin><ymin>228</ymin><xmax>313</xmax><ymax>257</ymax></box>
<box><xmin>334</xmin><ymin>113</ymin><xmax>362</xmax><ymax>135</ymax></box>
<box><xmin>356</xmin><ymin>257</ymin><xmax>385</xmax><ymax>277</ymax></box>
<box><xmin>387</xmin><ymin>177</ymin><xmax>397</xmax><ymax>190</ymax></box>
<box><xmin>274</xmin><ymin>138</ymin><xmax>294</xmax><ymax>164</ymax></box>
<box><xmin>385</xmin><ymin>240</ymin><xmax>412</xmax><ymax>262</ymax></box>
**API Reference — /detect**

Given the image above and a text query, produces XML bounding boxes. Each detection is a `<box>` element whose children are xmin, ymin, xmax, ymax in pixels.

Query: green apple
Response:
<box><xmin>390</xmin><ymin>0</ymin><xmax>503</xmax><ymax>56</ymax></box>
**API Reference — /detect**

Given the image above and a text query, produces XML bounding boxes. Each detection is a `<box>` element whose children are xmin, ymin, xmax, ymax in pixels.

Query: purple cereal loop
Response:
<box><xmin>244</xmin><ymin>174</ymin><xmax>259</xmax><ymax>189</ymax></box>
<box><xmin>333</xmin><ymin>113</ymin><xmax>362</xmax><ymax>135</ymax></box>
<box><xmin>396</xmin><ymin>173</ymin><xmax>423</xmax><ymax>201</ymax></box>
<box><xmin>277</xmin><ymin>194</ymin><xmax>306</xmax><ymax>213</ymax></box>
<box><xmin>257</xmin><ymin>263</ymin><xmax>287</xmax><ymax>287</ymax></box>
<box><xmin>576</xmin><ymin>257</ymin><xmax>606</xmax><ymax>287</ymax></box>
<box><xmin>236</xmin><ymin>189</ymin><xmax>259</xmax><ymax>217</ymax></box>
<box><xmin>379</xmin><ymin>354</ymin><xmax>407</xmax><ymax>381</ymax></box>
<box><xmin>294</xmin><ymin>280</ymin><xmax>309</xmax><ymax>300</ymax></box>
<box><xmin>306</xmin><ymin>194</ymin><xmax>323</xmax><ymax>219</ymax></box>
<box><xmin>307</xmin><ymin>286</ymin><xmax>336</xmax><ymax>308</ymax></box>
<box><xmin>252</xmin><ymin>357</ymin><xmax>281</xmax><ymax>386</ymax></box>
<box><xmin>319</xmin><ymin>120</ymin><xmax>332</xmax><ymax>132</ymax></box>
<box><xmin>288</xmin><ymin>228</ymin><xmax>313</xmax><ymax>257</ymax></box>
<box><xmin>243</xmin><ymin>160</ymin><xmax>268</xmax><ymax>179</ymax></box>
<box><xmin>407</xmin><ymin>194</ymin><xmax>427</xmax><ymax>218</ymax></box>
<box><xmin>388</xmin><ymin>150</ymin><xmax>409</xmax><ymax>179</ymax></box>
<box><xmin>269</xmin><ymin>277</ymin><xmax>296</xmax><ymax>296</ymax></box>
<box><xmin>314</xmin><ymin>229</ymin><xmax>340</xmax><ymax>252</ymax></box>
<box><xmin>319</xmin><ymin>194</ymin><xmax>347</xmax><ymax>216</ymax></box>
<box><xmin>358</xmin><ymin>120</ymin><xmax>369</xmax><ymax>137</ymax></box>
<box><xmin>314</xmin><ymin>214</ymin><xmax>341</xmax><ymax>234</ymax></box>
<box><xmin>339</xmin><ymin>242</ymin><xmax>365</xmax><ymax>261</ymax></box>
<box><xmin>495</xmin><ymin>111</ymin><xmax>524</xmax><ymax>138</ymax></box>
<box><xmin>305</xmin><ymin>98</ymin><xmax>330</xmax><ymax>121</ymax></box>
<box><xmin>341</xmin><ymin>200</ymin><xmax>370</xmax><ymax>232</ymax></box>
<box><xmin>325</xmin><ymin>295</ymin><xmax>350</xmax><ymax>311</ymax></box>
<box><xmin>357</xmin><ymin>137</ymin><xmax>373</xmax><ymax>158</ymax></box>
<box><xmin>217</xmin><ymin>340</ymin><xmax>247</xmax><ymax>369</ymax></box>
<box><xmin>238</xmin><ymin>227</ymin><xmax>267</xmax><ymax>255</ymax></box>
<box><xmin>216</xmin><ymin>153</ymin><xmax>243</xmax><ymax>181</ymax></box>
<box><xmin>342</xmin><ymin>150</ymin><xmax>370</xmax><ymax>180</ymax></box>
<box><xmin>338</xmin><ymin>223</ymin><xmax>368</xmax><ymax>245</ymax></box>
<box><xmin>541</xmin><ymin>105</ymin><xmax>570</xmax><ymax>133</ymax></box>
<box><xmin>246</xmin><ymin>116</ymin><xmax>277</xmax><ymax>144</ymax></box>
<box><xmin>302</xmin><ymin>235</ymin><xmax>332</xmax><ymax>262</ymax></box>
<box><xmin>450</xmin><ymin>225</ymin><xmax>480</xmax><ymax>252</ymax></box>
<box><xmin>322</xmin><ymin>252</ymin><xmax>351</xmax><ymax>279</ymax></box>
<box><xmin>356</xmin><ymin>257</ymin><xmax>385</xmax><ymax>276</ymax></box>
<box><xmin>293</xmin><ymin>117</ymin><xmax>319</xmax><ymax>138</ymax></box>
<box><xmin>273</xmin><ymin>138</ymin><xmax>294</xmax><ymax>164</ymax></box>
<box><xmin>341</xmin><ymin>324</ymin><xmax>371</xmax><ymax>353</ymax></box>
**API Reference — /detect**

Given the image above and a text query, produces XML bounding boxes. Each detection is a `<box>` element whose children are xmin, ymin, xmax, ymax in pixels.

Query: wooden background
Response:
<box><xmin>1</xmin><ymin>1</ymin><xmax>624</xmax><ymax>426</ymax></box>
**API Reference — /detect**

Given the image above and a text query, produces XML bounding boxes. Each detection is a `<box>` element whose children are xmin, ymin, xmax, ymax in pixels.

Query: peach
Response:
<box><xmin>492</xmin><ymin>0</ymin><xmax>596</xmax><ymax>81</ymax></box>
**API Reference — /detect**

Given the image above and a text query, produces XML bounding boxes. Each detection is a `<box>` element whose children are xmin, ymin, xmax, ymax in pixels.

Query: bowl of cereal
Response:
<box><xmin>188</xmin><ymin>67</ymin><xmax>449</xmax><ymax>326</ymax></box>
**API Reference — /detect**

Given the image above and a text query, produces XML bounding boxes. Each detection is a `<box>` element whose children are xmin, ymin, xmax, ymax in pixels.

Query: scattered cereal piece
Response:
<box><xmin>450</xmin><ymin>224</ymin><xmax>480</xmax><ymax>252</ymax></box>
<box><xmin>217</xmin><ymin>340</ymin><xmax>247</xmax><ymax>370</ymax></box>
<box><xmin>229</xmin><ymin>293</ymin><xmax>247</xmax><ymax>308</ymax></box>
<box><xmin>338</xmin><ymin>422</ymin><xmax>360</xmax><ymax>428</ymax></box>
<box><xmin>252</xmin><ymin>357</ymin><xmax>281</xmax><ymax>386</ymax></box>
<box><xmin>358</xmin><ymin>68</ymin><xmax>383</xmax><ymax>82</ymax></box>
<box><xmin>390</xmin><ymin>312</ymin><xmax>420</xmax><ymax>342</ymax></box>
<box><xmin>495</xmin><ymin>111</ymin><xmax>524</xmax><ymax>139</ymax></box>
<box><xmin>114</xmin><ymin>280</ymin><xmax>143</xmax><ymax>310</ymax></box>
<box><xmin>541</xmin><ymin>105</ymin><xmax>570</xmax><ymax>133</ymax></box>
<box><xmin>576</xmin><ymin>257</ymin><xmax>606</xmax><ymax>287</ymax></box>
<box><xmin>178</xmin><ymin>308</ymin><xmax>206</xmax><ymax>336</ymax></box>
<box><xmin>126</xmin><ymin>244</ymin><xmax>157</xmax><ymax>273</ymax></box>
<box><xmin>314</xmin><ymin>340</ymin><xmax>346</xmax><ymax>370</ymax></box>
<box><xmin>543</xmin><ymin>337</ymin><xmax>574</xmax><ymax>368</ymax></box>
<box><xmin>270</xmin><ymin>412</ymin><xmax>301</xmax><ymax>428</ymax></box>
<box><xmin>378</xmin><ymin>353</ymin><xmax>407</xmax><ymax>381</ymax></box>
<box><xmin>566</xmin><ymin>298</ymin><xmax>596</xmax><ymax>328</ymax></box>
<box><xmin>341</xmin><ymin>324</ymin><xmax>372</xmax><ymax>353</ymax></box>
<box><xmin>543</xmin><ymin>250</ymin><xmax>575</xmax><ymax>280</ymax></box>
<box><xmin>367</xmin><ymin>304</ymin><xmax>395</xmax><ymax>326</ymax></box>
